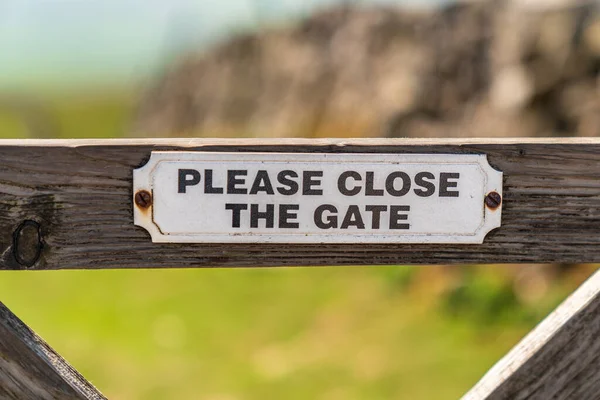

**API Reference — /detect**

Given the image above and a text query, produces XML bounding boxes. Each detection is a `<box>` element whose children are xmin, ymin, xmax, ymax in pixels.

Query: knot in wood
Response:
<box><xmin>12</xmin><ymin>220</ymin><xmax>42</xmax><ymax>268</ymax></box>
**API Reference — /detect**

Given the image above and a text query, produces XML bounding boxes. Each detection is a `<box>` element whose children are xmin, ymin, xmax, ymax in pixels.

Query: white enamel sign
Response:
<box><xmin>134</xmin><ymin>152</ymin><xmax>502</xmax><ymax>244</ymax></box>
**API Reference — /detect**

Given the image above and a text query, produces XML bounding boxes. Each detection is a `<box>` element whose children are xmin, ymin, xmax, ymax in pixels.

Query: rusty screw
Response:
<box><xmin>135</xmin><ymin>190</ymin><xmax>152</xmax><ymax>208</ymax></box>
<box><xmin>485</xmin><ymin>191</ymin><xmax>502</xmax><ymax>210</ymax></box>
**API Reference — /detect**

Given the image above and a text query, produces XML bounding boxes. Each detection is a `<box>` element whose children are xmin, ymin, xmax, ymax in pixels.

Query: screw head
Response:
<box><xmin>135</xmin><ymin>190</ymin><xmax>152</xmax><ymax>209</ymax></box>
<box><xmin>485</xmin><ymin>191</ymin><xmax>502</xmax><ymax>210</ymax></box>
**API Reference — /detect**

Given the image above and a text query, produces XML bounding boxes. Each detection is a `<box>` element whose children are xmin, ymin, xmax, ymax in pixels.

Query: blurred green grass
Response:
<box><xmin>0</xmin><ymin>267</ymin><xmax>558</xmax><ymax>400</ymax></box>
<box><xmin>0</xmin><ymin>92</ymin><xmax>587</xmax><ymax>399</ymax></box>
<box><xmin>0</xmin><ymin>91</ymin><xmax>136</xmax><ymax>139</ymax></box>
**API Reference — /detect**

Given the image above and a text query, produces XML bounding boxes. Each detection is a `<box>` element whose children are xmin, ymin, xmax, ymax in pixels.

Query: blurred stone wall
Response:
<box><xmin>134</xmin><ymin>0</ymin><xmax>600</xmax><ymax>138</ymax></box>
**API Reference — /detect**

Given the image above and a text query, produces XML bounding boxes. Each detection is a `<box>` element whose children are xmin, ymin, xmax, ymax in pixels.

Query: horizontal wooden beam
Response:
<box><xmin>463</xmin><ymin>267</ymin><xmax>600</xmax><ymax>400</ymax></box>
<box><xmin>0</xmin><ymin>301</ymin><xmax>105</xmax><ymax>399</ymax></box>
<box><xmin>1</xmin><ymin>138</ymin><xmax>600</xmax><ymax>269</ymax></box>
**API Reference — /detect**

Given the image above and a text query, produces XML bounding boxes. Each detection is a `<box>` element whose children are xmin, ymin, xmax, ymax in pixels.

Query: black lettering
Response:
<box><xmin>279</xmin><ymin>204</ymin><xmax>299</xmax><ymax>228</ymax></box>
<box><xmin>204</xmin><ymin>169</ymin><xmax>224</xmax><ymax>194</ymax></box>
<box><xmin>365</xmin><ymin>205</ymin><xmax>387</xmax><ymax>229</ymax></box>
<box><xmin>386</xmin><ymin>172</ymin><xmax>411</xmax><ymax>197</ymax></box>
<box><xmin>440</xmin><ymin>172</ymin><xmax>460</xmax><ymax>197</ymax></box>
<box><xmin>250</xmin><ymin>204</ymin><xmax>274</xmax><ymax>228</ymax></box>
<box><xmin>227</xmin><ymin>170</ymin><xmax>247</xmax><ymax>194</ymax></box>
<box><xmin>389</xmin><ymin>205</ymin><xmax>410</xmax><ymax>229</ymax></box>
<box><xmin>314</xmin><ymin>204</ymin><xmax>337</xmax><ymax>229</ymax></box>
<box><xmin>277</xmin><ymin>170</ymin><xmax>299</xmax><ymax>195</ymax></box>
<box><xmin>365</xmin><ymin>172</ymin><xmax>384</xmax><ymax>196</ymax></box>
<box><xmin>337</xmin><ymin>171</ymin><xmax>362</xmax><ymax>196</ymax></box>
<box><xmin>340</xmin><ymin>205</ymin><xmax>365</xmax><ymax>229</ymax></box>
<box><xmin>225</xmin><ymin>203</ymin><xmax>248</xmax><ymax>228</ymax></box>
<box><xmin>413</xmin><ymin>172</ymin><xmax>435</xmax><ymax>197</ymax></box>
<box><xmin>303</xmin><ymin>171</ymin><xmax>323</xmax><ymax>195</ymax></box>
<box><xmin>250</xmin><ymin>170</ymin><xmax>275</xmax><ymax>195</ymax></box>
<box><xmin>178</xmin><ymin>169</ymin><xmax>201</xmax><ymax>193</ymax></box>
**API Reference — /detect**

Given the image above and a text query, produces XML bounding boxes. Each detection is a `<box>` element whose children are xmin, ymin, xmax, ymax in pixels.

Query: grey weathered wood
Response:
<box><xmin>2</xmin><ymin>137</ymin><xmax>600</xmax><ymax>269</ymax></box>
<box><xmin>463</xmin><ymin>267</ymin><xmax>600</xmax><ymax>400</ymax></box>
<box><xmin>0</xmin><ymin>301</ymin><xmax>105</xmax><ymax>399</ymax></box>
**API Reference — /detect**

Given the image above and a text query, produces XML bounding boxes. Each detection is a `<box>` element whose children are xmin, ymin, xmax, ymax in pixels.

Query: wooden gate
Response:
<box><xmin>1</xmin><ymin>138</ymin><xmax>598</xmax><ymax>399</ymax></box>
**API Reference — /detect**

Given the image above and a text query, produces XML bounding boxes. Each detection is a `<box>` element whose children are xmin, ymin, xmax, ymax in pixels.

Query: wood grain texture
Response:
<box><xmin>0</xmin><ymin>301</ymin><xmax>105</xmax><ymax>399</ymax></box>
<box><xmin>463</xmin><ymin>267</ymin><xmax>600</xmax><ymax>400</ymax></box>
<box><xmin>1</xmin><ymin>137</ymin><xmax>600</xmax><ymax>269</ymax></box>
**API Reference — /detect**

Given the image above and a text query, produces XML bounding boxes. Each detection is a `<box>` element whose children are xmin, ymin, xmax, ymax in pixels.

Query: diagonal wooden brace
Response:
<box><xmin>464</xmin><ymin>268</ymin><xmax>600</xmax><ymax>399</ymax></box>
<box><xmin>0</xmin><ymin>301</ymin><xmax>105</xmax><ymax>399</ymax></box>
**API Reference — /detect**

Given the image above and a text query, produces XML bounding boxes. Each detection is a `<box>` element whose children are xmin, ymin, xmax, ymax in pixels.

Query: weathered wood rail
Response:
<box><xmin>2</xmin><ymin>138</ymin><xmax>600</xmax><ymax>270</ymax></box>
<box><xmin>1</xmin><ymin>138</ymin><xmax>600</xmax><ymax>399</ymax></box>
